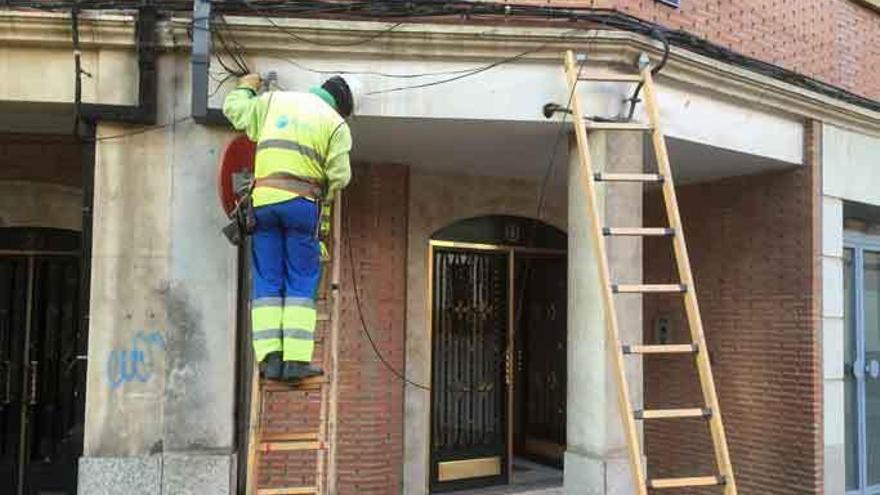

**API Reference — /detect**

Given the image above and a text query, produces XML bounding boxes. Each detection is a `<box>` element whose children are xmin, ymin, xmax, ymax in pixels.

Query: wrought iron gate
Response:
<box><xmin>514</xmin><ymin>255</ymin><xmax>566</xmax><ymax>467</ymax></box>
<box><xmin>430</xmin><ymin>248</ymin><xmax>510</xmax><ymax>493</ymax></box>
<box><xmin>0</xmin><ymin>228</ymin><xmax>84</xmax><ymax>495</ymax></box>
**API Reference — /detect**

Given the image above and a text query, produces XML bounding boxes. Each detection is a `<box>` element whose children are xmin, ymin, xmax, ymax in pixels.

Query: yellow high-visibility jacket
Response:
<box><xmin>223</xmin><ymin>86</ymin><xmax>352</xmax><ymax>208</ymax></box>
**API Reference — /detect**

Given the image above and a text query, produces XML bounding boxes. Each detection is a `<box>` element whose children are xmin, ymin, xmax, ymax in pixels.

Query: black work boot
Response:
<box><xmin>260</xmin><ymin>352</ymin><xmax>283</xmax><ymax>380</ymax></box>
<box><xmin>282</xmin><ymin>361</ymin><xmax>323</xmax><ymax>382</ymax></box>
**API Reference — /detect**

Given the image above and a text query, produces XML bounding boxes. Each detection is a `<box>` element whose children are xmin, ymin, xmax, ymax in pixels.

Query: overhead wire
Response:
<box><xmin>238</xmin><ymin>0</ymin><xmax>404</xmax><ymax>48</ymax></box>
<box><xmin>363</xmin><ymin>30</ymin><xmax>580</xmax><ymax>96</ymax></box>
<box><xmin>11</xmin><ymin>0</ymin><xmax>879</xmax><ymax>112</ymax></box>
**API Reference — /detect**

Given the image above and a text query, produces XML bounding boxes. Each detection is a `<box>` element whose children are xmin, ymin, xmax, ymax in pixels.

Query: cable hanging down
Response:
<box><xmin>343</xmin><ymin>216</ymin><xmax>431</xmax><ymax>391</ymax></box>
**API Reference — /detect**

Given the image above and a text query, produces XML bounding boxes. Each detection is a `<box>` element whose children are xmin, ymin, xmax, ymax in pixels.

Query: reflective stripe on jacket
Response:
<box><xmin>223</xmin><ymin>88</ymin><xmax>353</xmax><ymax>208</ymax></box>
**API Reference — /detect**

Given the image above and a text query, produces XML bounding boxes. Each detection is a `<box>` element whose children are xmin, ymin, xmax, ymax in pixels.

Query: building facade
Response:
<box><xmin>0</xmin><ymin>1</ymin><xmax>878</xmax><ymax>494</ymax></box>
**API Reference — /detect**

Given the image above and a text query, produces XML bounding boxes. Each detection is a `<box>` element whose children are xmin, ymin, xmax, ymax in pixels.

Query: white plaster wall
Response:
<box><xmin>0</xmin><ymin>46</ymin><xmax>138</xmax><ymax>105</ymax></box>
<box><xmin>824</xmin><ymin>125</ymin><xmax>880</xmax><ymax>206</ymax></box>
<box><xmin>822</xmin><ymin>125</ymin><xmax>880</xmax><ymax>494</ymax></box>
<box><xmin>404</xmin><ymin>171</ymin><xmax>566</xmax><ymax>495</ymax></box>
<box><xmin>84</xmin><ymin>53</ymin><xmax>238</xmax><ymax>461</ymax></box>
<box><xmin>0</xmin><ymin>180</ymin><xmax>82</xmax><ymax>231</ymax></box>
<box><xmin>212</xmin><ymin>54</ymin><xmax>804</xmax><ymax>167</ymax></box>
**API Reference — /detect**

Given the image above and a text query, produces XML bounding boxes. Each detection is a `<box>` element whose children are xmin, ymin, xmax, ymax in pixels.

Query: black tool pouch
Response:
<box><xmin>221</xmin><ymin>218</ymin><xmax>244</xmax><ymax>246</ymax></box>
<box><xmin>222</xmin><ymin>195</ymin><xmax>256</xmax><ymax>246</ymax></box>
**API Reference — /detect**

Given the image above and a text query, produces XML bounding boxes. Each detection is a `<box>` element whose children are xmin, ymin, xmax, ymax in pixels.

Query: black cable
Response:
<box><xmin>239</xmin><ymin>0</ymin><xmax>403</xmax><ymax>48</ymax></box>
<box><xmin>513</xmin><ymin>54</ymin><xmax>588</xmax><ymax>338</ymax></box>
<box><xmin>208</xmin><ymin>72</ymin><xmax>237</xmax><ymax>98</ymax></box>
<box><xmin>86</xmin><ymin>116</ymin><xmax>192</xmax><ymax>142</ymax></box>
<box><xmin>535</xmin><ymin>55</ymin><xmax>588</xmax><ymax>219</ymax></box>
<box><xmin>343</xmin><ymin>212</ymin><xmax>431</xmax><ymax>391</ymax></box>
<box><xmin>214</xmin><ymin>14</ymin><xmax>251</xmax><ymax>75</ymax></box>
<box><xmin>364</xmin><ymin>30</ymin><xmax>579</xmax><ymax>96</ymax></box>
<box><xmin>267</xmin><ymin>54</ymin><xmax>481</xmax><ymax>80</ymax></box>
<box><xmin>10</xmin><ymin>1</ymin><xmax>879</xmax><ymax>112</ymax></box>
<box><xmin>71</xmin><ymin>5</ymin><xmax>82</xmax><ymax>138</ymax></box>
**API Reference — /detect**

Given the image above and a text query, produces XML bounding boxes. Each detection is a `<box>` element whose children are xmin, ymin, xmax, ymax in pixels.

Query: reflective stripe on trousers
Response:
<box><xmin>251</xmin><ymin>296</ymin><xmax>317</xmax><ymax>362</ymax></box>
<box><xmin>250</xmin><ymin>197</ymin><xmax>322</xmax><ymax>363</ymax></box>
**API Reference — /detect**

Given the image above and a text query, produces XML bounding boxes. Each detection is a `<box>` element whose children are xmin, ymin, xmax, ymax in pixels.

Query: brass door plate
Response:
<box><xmin>437</xmin><ymin>457</ymin><xmax>502</xmax><ymax>482</ymax></box>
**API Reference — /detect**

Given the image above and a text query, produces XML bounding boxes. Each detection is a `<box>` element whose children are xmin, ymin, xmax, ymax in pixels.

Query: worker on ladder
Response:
<box><xmin>223</xmin><ymin>73</ymin><xmax>353</xmax><ymax>382</ymax></box>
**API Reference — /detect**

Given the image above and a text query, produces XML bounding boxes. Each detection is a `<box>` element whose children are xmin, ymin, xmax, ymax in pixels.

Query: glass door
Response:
<box><xmin>864</xmin><ymin>251</ymin><xmax>880</xmax><ymax>493</ymax></box>
<box><xmin>844</xmin><ymin>235</ymin><xmax>880</xmax><ymax>495</ymax></box>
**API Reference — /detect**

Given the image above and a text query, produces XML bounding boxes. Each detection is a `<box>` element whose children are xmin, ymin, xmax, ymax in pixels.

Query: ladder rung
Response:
<box><xmin>261</xmin><ymin>431</ymin><xmax>319</xmax><ymax>442</ymax></box>
<box><xmin>257</xmin><ymin>487</ymin><xmax>317</xmax><ymax>495</ymax></box>
<box><xmin>612</xmin><ymin>284</ymin><xmax>686</xmax><ymax>293</ymax></box>
<box><xmin>594</xmin><ymin>173</ymin><xmax>664</xmax><ymax>183</ymax></box>
<box><xmin>648</xmin><ymin>476</ymin><xmax>725</xmax><ymax>489</ymax></box>
<box><xmin>259</xmin><ymin>440</ymin><xmax>323</xmax><ymax>452</ymax></box>
<box><xmin>578</xmin><ymin>71</ymin><xmax>643</xmax><ymax>82</ymax></box>
<box><xmin>622</xmin><ymin>344</ymin><xmax>698</xmax><ymax>355</ymax></box>
<box><xmin>263</xmin><ymin>376</ymin><xmax>327</xmax><ymax>392</ymax></box>
<box><xmin>635</xmin><ymin>408</ymin><xmax>712</xmax><ymax>420</ymax></box>
<box><xmin>603</xmin><ymin>227</ymin><xmax>674</xmax><ymax>237</ymax></box>
<box><xmin>584</xmin><ymin>120</ymin><xmax>652</xmax><ymax>131</ymax></box>
<box><xmin>293</xmin><ymin>375</ymin><xmax>327</xmax><ymax>391</ymax></box>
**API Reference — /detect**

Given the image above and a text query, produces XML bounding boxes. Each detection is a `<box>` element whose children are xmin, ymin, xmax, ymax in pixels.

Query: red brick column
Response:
<box><xmin>258</xmin><ymin>162</ymin><xmax>408</xmax><ymax>494</ymax></box>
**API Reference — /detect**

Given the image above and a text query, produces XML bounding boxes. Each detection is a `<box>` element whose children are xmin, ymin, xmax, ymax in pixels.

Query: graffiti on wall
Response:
<box><xmin>106</xmin><ymin>330</ymin><xmax>165</xmax><ymax>390</ymax></box>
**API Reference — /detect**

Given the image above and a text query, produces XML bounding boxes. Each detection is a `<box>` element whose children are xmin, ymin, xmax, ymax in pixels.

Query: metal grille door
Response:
<box><xmin>430</xmin><ymin>249</ymin><xmax>509</xmax><ymax>493</ymax></box>
<box><xmin>0</xmin><ymin>248</ymin><xmax>82</xmax><ymax>495</ymax></box>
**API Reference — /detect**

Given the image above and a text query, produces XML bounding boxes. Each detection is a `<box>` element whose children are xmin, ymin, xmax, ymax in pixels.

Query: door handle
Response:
<box><xmin>868</xmin><ymin>360</ymin><xmax>880</xmax><ymax>380</ymax></box>
<box><xmin>852</xmin><ymin>361</ymin><xmax>865</xmax><ymax>380</ymax></box>
<box><xmin>0</xmin><ymin>361</ymin><xmax>10</xmax><ymax>406</ymax></box>
<box><xmin>28</xmin><ymin>360</ymin><xmax>38</xmax><ymax>406</ymax></box>
<box><xmin>65</xmin><ymin>354</ymin><xmax>87</xmax><ymax>374</ymax></box>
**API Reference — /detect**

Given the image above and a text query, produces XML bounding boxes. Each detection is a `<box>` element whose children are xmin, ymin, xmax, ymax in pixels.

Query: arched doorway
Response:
<box><xmin>428</xmin><ymin>216</ymin><xmax>567</xmax><ymax>493</ymax></box>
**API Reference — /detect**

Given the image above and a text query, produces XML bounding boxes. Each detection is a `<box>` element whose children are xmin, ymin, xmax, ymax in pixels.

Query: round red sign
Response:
<box><xmin>218</xmin><ymin>135</ymin><xmax>256</xmax><ymax>218</ymax></box>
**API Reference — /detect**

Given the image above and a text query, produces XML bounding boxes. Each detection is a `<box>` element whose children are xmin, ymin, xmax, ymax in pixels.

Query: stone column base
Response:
<box><xmin>563</xmin><ymin>450</ymin><xmax>637</xmax><ymax>495</ymax></box>
<box><xmin>78</xmin><ymin>453</ymin><xmax>236</xmax><ymax>494</ymax></box>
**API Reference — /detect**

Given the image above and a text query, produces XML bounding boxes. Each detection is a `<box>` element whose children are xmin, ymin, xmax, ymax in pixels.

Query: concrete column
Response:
<box><xmin>565</xmin><ymin>131</ymin><xmax>643</xmax><ymax>495</ymax></box>
<box><xmin>78</xmin><ymin>54</ymin><xmax>239</xmax><ymax>495</ymax></box>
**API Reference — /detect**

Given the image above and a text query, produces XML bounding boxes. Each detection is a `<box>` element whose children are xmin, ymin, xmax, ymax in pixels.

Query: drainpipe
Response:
<box><xmin>191</xmin><ymin>0</ymin><xmax>229</xmax><ymax>126</ymax></box>
<box><xmin>79</xmin><ymin>5</ymin><xmax>158</xmax><ymax>125</ymax></box>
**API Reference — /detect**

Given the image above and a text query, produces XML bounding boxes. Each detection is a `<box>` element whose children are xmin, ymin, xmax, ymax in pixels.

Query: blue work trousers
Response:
<box><xmin>250</xmin><ymin>197</ymin><xmax>322</xmax><ymax>363</ymax></box>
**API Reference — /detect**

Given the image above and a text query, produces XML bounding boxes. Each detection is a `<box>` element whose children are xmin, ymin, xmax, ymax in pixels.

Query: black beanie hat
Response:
<box><xmin>322</xmin><ymin>76</ymin><xmax>353</xmax><ymax>118</ymax></box>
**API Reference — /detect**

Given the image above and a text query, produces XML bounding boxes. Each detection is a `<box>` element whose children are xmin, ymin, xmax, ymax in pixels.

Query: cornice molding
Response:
<box><xmin>0</xmin><ymin>10</ymin><xmax>140</xmax><ymax>48</ymax></box>
<box><xmin>1</xmin><ymin>11</ymin><xmax>879</xmax><ymax>136</ymax></box>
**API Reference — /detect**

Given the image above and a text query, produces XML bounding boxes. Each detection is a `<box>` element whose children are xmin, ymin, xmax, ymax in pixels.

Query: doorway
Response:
<box><xmin>845</xmin><ymin>232</ymin><xmax>880</xmax><ymax>495</ymax></box>
<box><xmin>513</xmin><ymin>254</ymin><xmax>566</xmax><ymax>468</ymax></box>
<box><xmin>428</xmin><ymin>216</ymin><xmax>566</xmax><ymax>493</ymax></box>
<box><xmin>0</xmin><ymin>228</ymin><xmax>85</xmax><ymax>495</ymax></box>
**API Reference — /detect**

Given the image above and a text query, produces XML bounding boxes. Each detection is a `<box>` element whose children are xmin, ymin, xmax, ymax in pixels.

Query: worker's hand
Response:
<box><xmin>238</xmin><ymin>73</ymin><xmax>261</xmax><ymax>92</ymax></box>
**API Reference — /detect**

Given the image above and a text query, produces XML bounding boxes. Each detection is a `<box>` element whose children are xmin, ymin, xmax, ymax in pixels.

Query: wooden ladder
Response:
<box><xmin>245</xmin><ymin>196</ymin><xmax>343</xmax><ymax>495</ymax></box>
<box><xmin>563</xmin><ymin>49</ymin><xmax>738</xmax><ymax>494</ymax></box>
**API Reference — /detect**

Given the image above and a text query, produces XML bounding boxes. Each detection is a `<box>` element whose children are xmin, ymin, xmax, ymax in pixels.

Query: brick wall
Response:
<box><xmin>642</xmin><ymin>163</ymin><xmax>822</xmax><ymax>492</ymax></box>
<box><xmin>612</xmin><ymin>0</ymin><xmax>880</xmax><ymax>101</ymax></box>
<box><xmin>510</xmin><ymin>0</ymin><xmax>880</xmax><ymax>101</ymax></box>
<box><xmin>258</xmin><ymin>163</ymin><xmax>408</xmax><ymax>494</ymax></box>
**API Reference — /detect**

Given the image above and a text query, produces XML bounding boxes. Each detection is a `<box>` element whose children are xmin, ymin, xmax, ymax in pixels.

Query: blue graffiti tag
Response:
<box><xmin>106</xmin><ymin>330</ymin><xmax>166</xmax><ymax>390</ymax></box>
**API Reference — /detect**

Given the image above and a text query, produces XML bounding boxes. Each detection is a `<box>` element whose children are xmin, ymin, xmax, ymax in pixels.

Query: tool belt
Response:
<box><xmin>254</xmin><ymin>172</ymin><xmax>325</xmax><ymax>200</ymax></box>
<box><xmin>221</xmin><ymin>172</ymin><xmax>326</xmax><ymax>247</ymax></box>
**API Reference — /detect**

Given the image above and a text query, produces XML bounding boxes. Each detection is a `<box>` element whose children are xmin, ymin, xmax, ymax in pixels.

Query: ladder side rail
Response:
<box><xmin>640</xmin><ymin>67</ymin><xmax>737</xmax><ymax>495</ymax></box>
<box><xmin>564</xmin><ymin>50</ymin><xmax>648</xmax><ymax>495</ymax></box>
<box><xmin>316</xmin><ymin>274</ymin><xmax>330</xmax><ymax>494</ymax></box>
<box><xmin>246</xmin><ymin>363</ymin><xmax>264</xmax><ymax>495</ymax></box>
<box><xmin>325</xmin><ymin>194</ymin><xmax>343</xmax><ymax>495</ymax></box>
